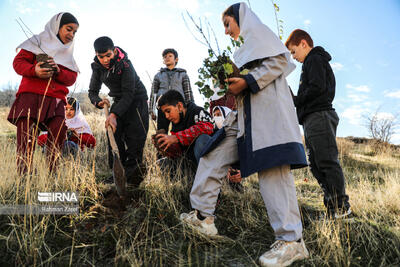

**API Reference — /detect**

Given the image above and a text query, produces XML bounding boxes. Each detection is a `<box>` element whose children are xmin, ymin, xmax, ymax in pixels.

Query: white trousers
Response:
<box><xmin>190</xmin><ymin>122</ymin><xmax>303</xmax><ymax>241</ymax></box>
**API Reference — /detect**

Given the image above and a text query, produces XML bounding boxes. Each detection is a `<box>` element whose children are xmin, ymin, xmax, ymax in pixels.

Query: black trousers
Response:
<box><xmin>157</xmin><ymin>109</ymin><xmax>170</xmax><ymax>133</ymax></box>
<box><xmin>108</xmin><ymin>98</ymin><xmax>149</xmax><ymax>186</ymax></box>
<box><xmin>303</xmin><ymin>110</ymin><xmax>350</xmax><ymax>212</ymax></box>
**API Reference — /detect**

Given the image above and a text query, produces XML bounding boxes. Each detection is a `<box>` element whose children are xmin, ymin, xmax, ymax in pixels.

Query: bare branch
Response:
<box><xmin>206</xmin><ymin>19</ymin><xmax>221</xmax><ymax>55</ymax></box>
<box><xmin>182</xmin><ymin>11</ymin><xmax>218</xmax><ymax>55</ymax></box>
<box><xmin>181</xmin><ymin>13</ymin><xmax>209</xmax><ymax>48</ymax></box>
<box><xmin>16</xmin><ymin>17</ymin><xmax>47</xmax><ymax>55</ymax></box>
<box><xmin>363</xmin><ymin>107</ymin><xmax>399</xmax><ymax>143</ymax></box>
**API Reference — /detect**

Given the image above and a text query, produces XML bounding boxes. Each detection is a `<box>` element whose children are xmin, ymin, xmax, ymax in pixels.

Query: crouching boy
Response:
<box><xmin>153</xmin><ymin>90</ymin><xmax>213</xmax><ymax>176</ymax></box>
<box><xmin>88</xmin><ymin>36</ymin><xmax>149</xmax><ymax>187</ymax></box>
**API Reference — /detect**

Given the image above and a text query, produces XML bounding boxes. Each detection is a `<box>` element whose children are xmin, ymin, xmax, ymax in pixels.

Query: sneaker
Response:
<box><xmin>179</xmin><ymin>210</ymin><xmax>218</xmax><ymax>236</ymax></box>
<box><xmin>334</xmin><ymin>207</ymin><xmax>352</xmax><ymax>219</ymax></box>
<box><xmin>324</xmin><ymin>207</ymin><xmax>352</xmax><ymax>220</ymax></box>
<box><xmin>259</xmin><ymin>239</ymin><xmax>309</xmax><ymax>267</ymax></box>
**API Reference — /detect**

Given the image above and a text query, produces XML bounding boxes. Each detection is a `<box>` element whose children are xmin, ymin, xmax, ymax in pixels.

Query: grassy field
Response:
<box><xmin>0</xmin><ymin>106</ymin><xmax>399</xmax><ymax>266</ymax></box>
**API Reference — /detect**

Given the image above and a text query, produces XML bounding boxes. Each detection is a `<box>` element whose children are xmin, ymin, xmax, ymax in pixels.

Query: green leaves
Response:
<box><xmin>196</xmin><ymin>41</ymin><xmax>242</xmax><ymax>109</ymax></box>
<box><xmin>223</xmin><ymin>63</ymin><xmax>233</xmax><ymax>75</ymax></box>
<box><xmin>240</xmin><ymin>69</ymin><xmax>249</xmax><ymax>75</ymax></box>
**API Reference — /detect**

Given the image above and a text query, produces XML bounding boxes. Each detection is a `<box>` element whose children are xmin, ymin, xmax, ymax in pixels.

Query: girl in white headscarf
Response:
<box><xmin>8</xmin><ymin>12</ymin><xmax>79</xmax><ymax>174</ymax></box>
<box><xmin>180</xmin><ymin>3</ymin><xmax>309</xmax><ymax>266</ymax></box>
<box><xmin>212</xmin><ymin>105</ymin><xmax>232</xmax><ymax>130</ymax></box>
<box><xmin>38</xmin><ymin>97</ymin><xmax>96</xmax><ymax>151</ymax></box>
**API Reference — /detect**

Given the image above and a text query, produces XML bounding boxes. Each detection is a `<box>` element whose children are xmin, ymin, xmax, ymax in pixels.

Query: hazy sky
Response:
<box><xmin>1</xmin><ymin>0</ymin><xmax>399</xmax><ymax>143</ymax></box>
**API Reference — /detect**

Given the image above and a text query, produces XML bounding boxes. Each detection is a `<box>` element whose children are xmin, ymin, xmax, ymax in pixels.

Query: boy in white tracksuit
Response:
<box><xmin>180</xmin><ymin>3</ymin><xmax>309</xmax><ymax>267</ymax></box>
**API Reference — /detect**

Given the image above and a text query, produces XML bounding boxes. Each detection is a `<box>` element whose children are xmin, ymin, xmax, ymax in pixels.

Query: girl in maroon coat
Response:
<box><xmin>8</xmin><ymin>12</ymin><xmax>79</xmax><ymax>174</ymax></box>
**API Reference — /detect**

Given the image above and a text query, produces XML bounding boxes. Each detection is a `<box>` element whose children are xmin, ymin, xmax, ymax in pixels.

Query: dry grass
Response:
<box><xmin>0</xmin><ymin>107</ymin><xmax>399</xmax><ymax>266</ymax></box>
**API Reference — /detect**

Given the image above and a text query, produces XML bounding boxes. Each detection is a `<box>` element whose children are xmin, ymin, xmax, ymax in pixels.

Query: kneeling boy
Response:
<box><xmin>154</xmin><ymin>90</ymin><xmax>213</xmax><ymax>172</ymax></box>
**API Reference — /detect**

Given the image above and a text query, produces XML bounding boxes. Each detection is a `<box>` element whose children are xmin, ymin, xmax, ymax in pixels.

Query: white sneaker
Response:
<box><xmin>335</xmin><ymin>207</ymin><xmax>352</xmax><ymax>219</ymax></box>
<box><xmin>259</xmin><ymin>239</ymin><xmax>309</xmax><ymax>267</ymax></box>
<box><xmin>179</xmin><ymin>210</ymin><xmax>218</xmax><ymax>236</ymax></box>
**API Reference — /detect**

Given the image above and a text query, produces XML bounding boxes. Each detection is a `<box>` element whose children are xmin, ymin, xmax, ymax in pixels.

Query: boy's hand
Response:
<box><xmin>97</xmin><ymin>99</ymin><xmax>111</xmax><ymax>108</ymax></box>
<box><xmin>227</xmin><ymin>167</ymin><xmax>242</xmax><ymax>183</ymax></box>
<box><xmin>105</xmin><ymin>113</ymin><xmax>117</xmax><ymax>133</ymax></box>
<box><xmin>227</xmin><ymin>77</ymin><xmax>247</xmax><ymax>96</ymax></box>
<box><xmin>35</xmin><ymin>62</ymin><xmax>53</xmax><ymax>79</ymax></box>
<box><xmin>157</xmin><ymin>134</ymin><xmax>178</xmax><ymax>151</ymax></box>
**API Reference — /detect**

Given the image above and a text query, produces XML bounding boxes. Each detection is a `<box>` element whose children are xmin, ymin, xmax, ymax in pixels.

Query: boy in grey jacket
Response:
<box><xmin>149</xmin><ymin>48</ymin><xmax>194</xmax><ymax>132</ymax></box>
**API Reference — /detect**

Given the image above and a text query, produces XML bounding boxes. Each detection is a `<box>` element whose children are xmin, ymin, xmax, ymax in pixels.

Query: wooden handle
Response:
<box><xmin>104</xmin><ymin>102</ymin><xmax>119</xmax><ymax>154</ymax></box>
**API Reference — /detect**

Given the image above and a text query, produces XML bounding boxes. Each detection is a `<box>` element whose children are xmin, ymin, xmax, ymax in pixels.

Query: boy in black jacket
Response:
<box><xmin>286</xmin><ymin>29</ymin><xmax>351</xmax><ymax>218</ymax></box>
<box><xmin>88</xmin><ymin>36</ymin><xmax>149</xmax><ymax>187</ymax></box>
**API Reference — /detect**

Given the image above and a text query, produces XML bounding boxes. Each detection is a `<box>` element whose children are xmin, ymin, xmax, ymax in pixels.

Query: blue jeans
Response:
<box><xmin>193</xmin><ymin>134</ymin><xmax>212</xmax><ymax>163</ymax></box>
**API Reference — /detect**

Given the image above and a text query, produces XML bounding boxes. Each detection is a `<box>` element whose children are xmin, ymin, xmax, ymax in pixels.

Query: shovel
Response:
<box><xmin>104</xmin><ymin>103</ymin><xmax>127</xmax><ymax>197</ymax></box>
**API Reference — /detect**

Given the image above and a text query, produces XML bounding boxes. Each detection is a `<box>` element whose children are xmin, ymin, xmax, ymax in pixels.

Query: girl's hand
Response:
<box><xmin>35</xmin><ymin>62</ymin><xmax>54</xmax><ymax>79</ymax></box>
<box><xmin>47</xmin><ymin>57</ymin><xmax>60</xmax><ymax>73</ymax></box>
<box><xmin>227</xmin><ymin>167</ymin><xmax>242</xmax><ymax>183</ymax></box>
<box><xmin>227</xmin><ymin>77</ymin><xmax>247</xmax><ymax>96</ymax></box>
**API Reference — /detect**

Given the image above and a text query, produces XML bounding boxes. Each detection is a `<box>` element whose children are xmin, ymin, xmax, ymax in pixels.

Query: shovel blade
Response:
<box><xmin>112</xmin><ymin>152</ymin><xmax>127</xmax><ymax>197</ymax></box>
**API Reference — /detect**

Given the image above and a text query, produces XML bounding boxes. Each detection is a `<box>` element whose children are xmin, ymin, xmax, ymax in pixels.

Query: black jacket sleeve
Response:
<box><xmin>295</xmin><ymin>55</ymin><xmax>326</xmax><ymax>107</ymax></box>
<box><xmin>88</xmin><ymin>64</ymin><xmax>103</xmax><ymax>109</ymax></box>
<box><xmin>110</xmin><ymin>61</ymin><xmax>137</xmax><ymax>117</ymax></box>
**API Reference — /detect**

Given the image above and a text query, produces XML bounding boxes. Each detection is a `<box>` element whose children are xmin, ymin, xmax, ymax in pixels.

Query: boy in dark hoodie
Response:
<box><xmin>88</xmin><ymin>36</ymin><xmax>149</xmax><ymax>187</ymax></box>
<box><xmin>149</xmin><ymin>48</ymin><xmax>194</xmax><ymax>133</ymax></box>
<box><xmin>286</xmin><ymin>29</ymin><xmax>351</xmax><ymax>218</ymax></box>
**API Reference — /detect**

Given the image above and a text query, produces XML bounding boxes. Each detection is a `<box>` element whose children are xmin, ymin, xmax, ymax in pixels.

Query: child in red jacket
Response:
<box><xmin>7</xmin><ymin>12</ymin><xmax>80</xmax><ymax>174</ymax></box>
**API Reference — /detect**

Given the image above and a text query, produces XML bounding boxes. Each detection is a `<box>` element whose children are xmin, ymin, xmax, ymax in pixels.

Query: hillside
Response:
<box><xmin>0</xmin><ymin>107</ymin><xmax>399</xmax><ymax>266</ymax></box>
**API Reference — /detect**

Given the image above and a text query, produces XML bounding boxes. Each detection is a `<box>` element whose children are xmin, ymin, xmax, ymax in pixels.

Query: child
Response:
<box><xmin>212</xmin><ymin>106</ymin><xmax>232</xmax><ymax>130</ymax></box>
<box><xmin>212</xmin><ymin>105</ymin><xmax>243</xmax><ymax>192</ymax></box>
<box><xmin>88</xmin><ymin>36</ymin><xmax>149</xmax><ymax>187</ymax></box>
<box><xmin>38</xmin><ymin>97</ymin><xmax>96</xmax><ymax>152</ymax></box>
<box><xmin>7</xmin><ymin>12</ymin><xmax>79</xmax><ymax>174</ymax></box>
<box><xmin>285</xmin><ymin>29</ymin><xmax>351</xmax><ymax>218</ymax></box>
<box><xmin>149</xmin><ymin>48</ymin><xmax>194</xmax><ymax>133</ymax></box>
<box><xmin>179</xmin><ymin>3</ymin><xmax>309</xmax><ymax>267</ymax></box>
<box><xmin>153</xmin><ymin>90</ymin><xmax>213</xmax><ymax>170</ymax></box>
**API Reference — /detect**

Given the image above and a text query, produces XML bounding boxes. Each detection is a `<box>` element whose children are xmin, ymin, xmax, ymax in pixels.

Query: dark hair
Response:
<box><xmin>162</xmin><ymin>48</ymin><xmax>178</xmax><ymax>59</ymax></box>
<box><xmin>158</xmin><ymin>90</ymin><xmax>185</xmax><ymax>108</ymax></box>
<box><xmin>94</xmin><ymin>36</ymin><xmax>114</xmax><ymax>53</ymax></box>
<box><xmin>67</xmin><ymin>97</ymin><xmax>77</xmax><ymax>111</ymax></box>
<box><xmin>285</xmin><ymin>29</ymin><xmax>314</xmax><ymax>48</ymax></box>
<box><xmin>222</xmin><ymin>3</ymin><xmax>240</xmax><ymax>26</ymax></box>
<box><xmin>59</xmin><ymin>12</ymin><xmax>79</xmax><ymax>30</ymax></box>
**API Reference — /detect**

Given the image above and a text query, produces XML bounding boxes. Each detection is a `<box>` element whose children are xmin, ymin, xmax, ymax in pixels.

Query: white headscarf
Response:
<box><xmin>66</xmin><ymin>99</ymin><xmax>92</xmax><ymax>135</ymax></box>
<box><xmin>212</xmin><ymin>106</ymin><xmax>232</xmax><ymax>129</ymax></box>
<box><xmin>16</xmin><ymin>12</ymin><xmax>79</xmax><ymax>72</ymax></box>
<box><xmin>232</xmin><ymin>2</ymin><xmax>295</xmax><ymax>76</ymax></box>
<box><xmin>212</xmin><ymin>106</ymin><xmax>232</xmax><ymax>119</ymax></box>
